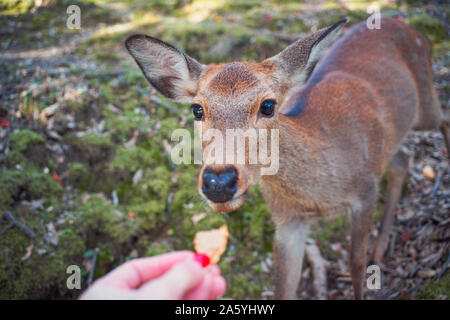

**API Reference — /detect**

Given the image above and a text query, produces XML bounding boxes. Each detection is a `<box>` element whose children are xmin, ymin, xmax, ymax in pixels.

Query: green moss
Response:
<box><xmin>226</xmin><ymin>185</ymin><xmax>273</xmax><ymax>251</ymax></box>
<box><xmin>228</xmin><ymin>274</ymin><xmax>249</xmax><ymax>299</ymax></box>
<box><xmin>0</xmin><ymin>228</ymin><xmax>33</xmax><ymax>299</ymax></box>
<box><xmin>58</xmin><ymin>228</ymin><xmax>87</xmax><ymax>260</ymax></box>
<box><xmin>218</xmin><ymin>258</ymin><xmax>232</xmax><ymax>275</ymax></box>
<box><xmin>68</xmin><ymin>162</ymin><xmax>90</xmax><ymax>190</ymax></box>
<box><xmin>0</xmin><ymin>167</ymin><xmax>63</xmax><ymax>210</ymax></box>
<box><xmin>65</xmin><ymin>133</ymin><xmax>115</xmax><ymax>169</ymax></box>
<box><xmin>145</xmin><ymin>241</ymin><xmax>171</xmax><ymax>257</ymax></box>
<box><xmin>0</xmin><ymin>0</ymin><xmax>34</xmax><ymax>15</ymax></box>
<box><xmin>102</xmin><ymin>97</ymin><xmax>155</xmax><ymax>139</ymax></box>
<box><xmin>0</xmin><ymin>169</ymin><xmax>22</xmax><ymax>209</ymax></box>
<box><xmin>79</xmin><ymin>196</ymin><xmax>128</xmax><ymax>245</ymax></box>
<box><xmin>0</xmin><ymin>220</ymin><xmax>86</xmax><ymax>299</ymax></box>
<box><xmin>81</xmin><ymin>133</ymin><xmax>113</xmax><ymax>148</ymax></box>
<box><xmin>127</xmin><ymin>200</ymin><xmax>165</xmax><ymax>218</ymax></box>
<box><xmin>92</xmin><ymin>245</ymin><xmax>115</xmax><ymax>279</ymax></box>
<box><xmin>7</xmin><ymin>129</ymin><xmax>48</xmax><ymax>166</ymax></box>
<box><xmin>312</xmin><ymin>213</ymin><xmax>350</xmax><ymax>261</ymax></box>
<box><xmin>8</xmin><ymin>129</ymin><xmax>45</xmax><ymax>152</ymax></box>
<box><xmin>419</xmin><ymin>271</ymin><xmax>450</xmax><ymax>299</ymax></box>
<box><xmin>242</xmin><ymin>33</ymin><xmax>281</xmax><ymax>61</ymax></box>
<box><xmin>146</xmin><ymin>166</ymin><xmax>172</xmax><ymax>196</ymax></box>
<box><xmin>27</xmin><ymin>167</ymin><xmax>64</xmax><ymax>199</ymax></box>
<box><xmin>249</xmin><ymin>283</ymin><xmax>263</xmax><ymax>296</ymax></box>
<box><xmin>196</xmin><ymin>213</ymin><xmax>228</xmax><ymax>232</ymax></box>
<box><xmin>94</xmin><ymin>51</ymin><xmax>120</xmax><ymax>63</ymax></box>
<box><xmin>110</xmin><ymin>146</ymin><xmax>160</xmax><ymax>174</ymax></box>
<box><xmin>408</xmin><ymin>13</ymin><xmax>447</xmax><ymax>44</ymax></box>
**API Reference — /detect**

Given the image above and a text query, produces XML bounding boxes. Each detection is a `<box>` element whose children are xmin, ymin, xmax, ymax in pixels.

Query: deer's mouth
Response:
<box><xmin>205</xmin><ymin>190</ymin><xmax>248</xmax><ymax>213</ymax></box>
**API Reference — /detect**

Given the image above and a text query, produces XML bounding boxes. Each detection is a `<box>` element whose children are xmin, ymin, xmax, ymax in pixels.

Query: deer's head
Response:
<box><xmin>125</xmin><ymin>19</ymin><xmax>346</xmax><ymax>213</ymax></box>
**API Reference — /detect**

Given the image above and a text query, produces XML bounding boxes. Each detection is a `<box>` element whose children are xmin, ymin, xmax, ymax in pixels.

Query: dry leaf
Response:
<box><xmin>422</xmin><ymin>165</ymin><xmax>435</xmax><ymax>179</ymax></box>
<box><xmin>417</xmin><ymin>270</ymin><xmax>436</xmax><ymax>278</ymax></box>
<box><xmin>21</xmin><ymin>244</ymin><xmax>33</xmax><ymax>262</ymax></box>
<box><xmin>128</xmin><ymin>212</ymin><xmax>137</xmax><ymax>219</ymax></box>
<box><xmin>52</xmin><ymin>170</ymin><xmax>63</xmax><ymax>185</ymax></box>
<box><xmin>191</xmin><ymin>213</ymin><xmax>206</xmax><ymax>224</ymax></box>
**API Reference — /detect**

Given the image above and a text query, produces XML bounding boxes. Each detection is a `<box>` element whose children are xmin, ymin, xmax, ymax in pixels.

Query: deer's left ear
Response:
<box><xmin>125</xmin><ymin>35</ymin><xmax>206</xmax><ymax>103</ymax></box>
<box><xmin>265</xmin><ymin>18</ymin><xmax>348</xmax><ymax>90</ymax></box>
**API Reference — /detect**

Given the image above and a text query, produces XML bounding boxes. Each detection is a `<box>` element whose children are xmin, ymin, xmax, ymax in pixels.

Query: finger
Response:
<box><xmin>100</xmin><ymin>251</ymin><xmax>194</xmax><ymax>289</ymax></box>
<box><xmin>205</xmin><ymin>264</ymin><xmax>221</xmax><ymax>276</ymax></box>
<box><xmin>183</xmin><ymin>273</ymin><xmax>214</xmax><ymax>300</ymax></box>
<box><xmin>137</xmin><ymin>260</ymin><xmax>206</xmax><ymax>299</ymax></box>
<box><xmin>181</xmin><ymin>264</ymin><xmax>220</xmax><ymax>299</ymax></box>
<box><xmin>210</xmin><ymin>276</ymin><xmax>227</xmax><ymax>299</ymax></box>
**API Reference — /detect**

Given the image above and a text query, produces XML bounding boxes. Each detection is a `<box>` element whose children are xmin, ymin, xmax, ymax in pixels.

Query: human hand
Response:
<box><xmin>80</xmin><ymin>251</ymin><xmax>226</xmax><ymax>300</ymax></box>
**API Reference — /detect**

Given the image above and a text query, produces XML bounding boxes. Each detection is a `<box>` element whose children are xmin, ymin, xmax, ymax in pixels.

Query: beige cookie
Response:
<box><xmin>194</xmin><ymin>225</ymin><xmax>229</xmax><ymax>264</ymax></box>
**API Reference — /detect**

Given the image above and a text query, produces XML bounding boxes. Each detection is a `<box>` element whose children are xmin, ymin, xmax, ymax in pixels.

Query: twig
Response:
<box><xmin>388</xmin><ymin>230</ymin><xmax>398</xmax><ymax>257</ymax></box>
<box><xmin>3</xmin><ymin>210</ymin><xmax>36</xmax><ymax>238</ymax></box>
<box><xmin>87</xmin><ymin>247</ymin><xmax>99</xmax><ymax>286</ymax></box>
<box><xmin>429</xmin><ymin>170</ymin><xmax>441</xmax><ymax>198</ymax></box>
<box><xmin>166</xmin><ymin>192</ymin><xmax>174</xmax><ymax>223</ymax></box>
<box><xmin>376</xmin><ymin>283</ymin><xmax>401</xmax><ymax>300</ymax></box>
<box><xmin>438</xmin><ymin>250</ymin><xmax>450</xmax><ymax>278</ymax></box>
<box><xmin>0</xmin><ymin>223</ymin><xmax>14</xmax><ymax>236</ymax></box>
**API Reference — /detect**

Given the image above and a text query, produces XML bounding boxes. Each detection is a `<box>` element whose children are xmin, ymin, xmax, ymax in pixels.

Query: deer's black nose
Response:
<box><xmin>202</xmin><ymin>166</ymin><xmax>238</xmax><ymax>203</ymax></box>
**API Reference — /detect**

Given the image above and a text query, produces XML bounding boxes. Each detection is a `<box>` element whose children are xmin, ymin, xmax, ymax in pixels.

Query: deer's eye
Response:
<box><xmin>191</xmin><ymin>104</ymin><xmax>203</xmax><ymax>120</ymax></box>
<box><xmin>259</xmin><ymin>99</ymin><xmax>276</xmax><ymax>117</ymax></box>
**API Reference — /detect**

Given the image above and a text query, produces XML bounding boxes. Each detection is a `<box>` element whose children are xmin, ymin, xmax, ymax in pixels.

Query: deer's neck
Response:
<box><xmin>261</xmin><ymin>116</ymin><xmax>316</xmax><ymax>193</ymax></box>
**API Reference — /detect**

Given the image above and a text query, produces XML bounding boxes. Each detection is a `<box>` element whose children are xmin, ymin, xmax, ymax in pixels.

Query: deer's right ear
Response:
<box><xmin>125</xmin><ymin>35</ymin><xmax>206</xmax><ymax>103</ymax></box>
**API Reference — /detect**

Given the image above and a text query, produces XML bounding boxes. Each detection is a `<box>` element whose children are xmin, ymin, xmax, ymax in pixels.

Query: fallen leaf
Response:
<box><xmin>417</xmin><ymin>269</ymin><xmax>436</xmax><ymax>278</ymax></box>
<box><xmin>397</xmin><ymin>209</ymin><xmax>415</xmax><ymax>221</ymax></box>
<box><xmin>21</xmin><ymin>244</ymin><xmax>33</xmax><ymax>262</ymax></box>
<box><xmin>422</xmin><ymin>165</ymin><xmax>435</xmax><ymax>179</ymax></box>
<box><xmin>0</xmin><ymin>118</ymin><xmax>10</xmax><ymax>128</ymax></box>
<box><xmin>400</xmin><ymin>230</ymin><xmax>413</xmax><ymax>242</ymax></box>
<box><xmin>132</xmin><ymin>169</ymin><xmax>143</xmax><ymax>185</ymax></box>
<box><xmin>52</xmin><ymin>170</ymin><xmax>63</xmax><ymax>185</ymax></box>
<box><xmin>191</xmin><ymin>213</ymin><xmax>206</xmax><ymax>224</ymax></box>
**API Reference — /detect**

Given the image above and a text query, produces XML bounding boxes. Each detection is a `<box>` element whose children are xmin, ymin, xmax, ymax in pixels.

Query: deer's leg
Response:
<box><xmin>273</xmin><ymin>219</ymin><xmax>309</xmax><ymax>300</ymax></box>
<box><xmin>349</xmin><ymin>178</ymin><xmax>377</xmax><ymax>300</ymax></box>
<box><xmin>371</xmin><ymin>150</ymin><xmax>409</xmax><ymax>263</ymax></box>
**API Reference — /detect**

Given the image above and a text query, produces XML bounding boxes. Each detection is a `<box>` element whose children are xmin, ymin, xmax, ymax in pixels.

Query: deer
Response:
<box><xmin>125</xmin><ymin>17</ymin><xmax>450</xmax><ymax>299</ymax></box>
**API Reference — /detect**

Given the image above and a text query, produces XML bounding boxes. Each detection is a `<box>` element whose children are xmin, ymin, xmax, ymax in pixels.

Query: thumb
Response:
<box><xmin>136</xmin><ymin>260</ymin><xmax>206</xmax><ymax>300</ymax></box>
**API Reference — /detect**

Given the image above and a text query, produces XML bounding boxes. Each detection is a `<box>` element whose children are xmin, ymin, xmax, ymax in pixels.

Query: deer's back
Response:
<box><xmin>280</xmin><ymin>18</ymin><xmax>434</xmax><ymax>177</ymax></box>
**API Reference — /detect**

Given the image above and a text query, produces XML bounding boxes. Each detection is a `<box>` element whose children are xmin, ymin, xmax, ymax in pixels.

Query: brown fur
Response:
<box><xmin>125</xmin><ymin>17</ymin><xmax>449</xmax><ymax>299</ymax></box>
<box><xmin>263</xmin><ymin>18</ymin><xmax>447</xmax><ymax>299</ymax></box>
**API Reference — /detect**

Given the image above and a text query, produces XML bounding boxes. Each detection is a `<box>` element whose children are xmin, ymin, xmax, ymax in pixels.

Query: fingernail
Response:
<box><xmin>194</xmin><ymin>253</ymin><xmax>210</xmax><ymax>268</ymax></box>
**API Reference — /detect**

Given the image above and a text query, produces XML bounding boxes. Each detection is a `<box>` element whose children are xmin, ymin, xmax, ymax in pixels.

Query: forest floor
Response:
<box><xmin>0</xmin><ymin>0</ymin><xmax>449</xmax><ymax>299</ymax></box>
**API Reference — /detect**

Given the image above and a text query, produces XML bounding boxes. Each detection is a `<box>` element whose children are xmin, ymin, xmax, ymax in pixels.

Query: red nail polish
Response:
<box><xmin>194</xmin><ymin>253</ymin><xmax>210</xmax><ymax>267</ymax></box>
